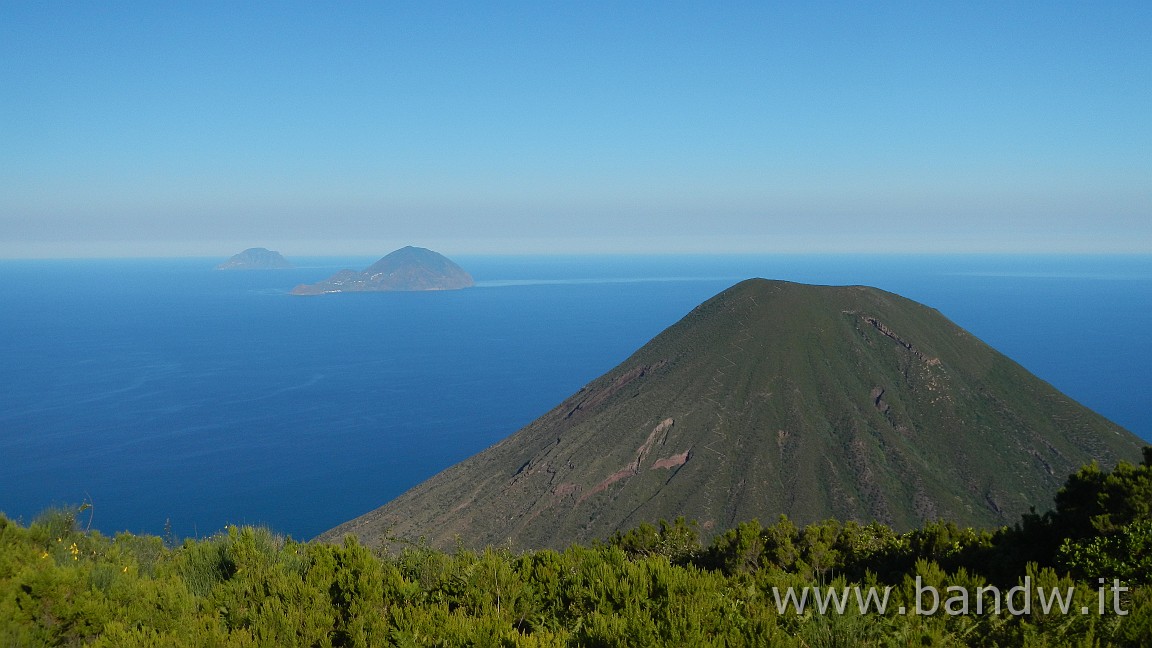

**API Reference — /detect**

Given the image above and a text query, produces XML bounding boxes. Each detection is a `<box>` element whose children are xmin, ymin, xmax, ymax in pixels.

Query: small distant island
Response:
<box><xmin>216</xmin><ymin>248</ymin><xmax>294</xmax><ymax>270</ymax></box>
<box><xmin>291</xmin><ymin>246</ymin><xmax>474</xmax><ymax>295</ymax></box>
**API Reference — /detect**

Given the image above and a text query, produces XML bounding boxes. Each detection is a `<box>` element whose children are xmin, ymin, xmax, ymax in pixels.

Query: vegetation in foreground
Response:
<box><xmin>3</xmin><ymin>452</ymin><xmax>1151</xmax><ymax>646</ymax></box>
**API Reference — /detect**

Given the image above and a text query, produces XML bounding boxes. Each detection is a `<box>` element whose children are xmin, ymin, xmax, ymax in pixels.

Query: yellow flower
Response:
<box><xmin>40</xmin><ymin>551</ymin><xmax>49</xmax><ymax>559</ymax></box>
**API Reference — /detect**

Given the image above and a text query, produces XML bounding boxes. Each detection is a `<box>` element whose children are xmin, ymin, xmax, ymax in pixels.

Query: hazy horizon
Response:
<box><xmin>3</xmin><ymin>3</ymin><xmax>1149</xmax><ymax>258</ymax></box>
<box><xmin>7</xmin><ymin>245</ymin><xmax>1152</xmax><ymax>262</ymax></box>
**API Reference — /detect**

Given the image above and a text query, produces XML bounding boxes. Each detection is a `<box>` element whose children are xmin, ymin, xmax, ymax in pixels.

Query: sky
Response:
<box><xmin>1</xmin><ymin>1</ymin><xmax>1149</xmax><ymax>258</ymax></box>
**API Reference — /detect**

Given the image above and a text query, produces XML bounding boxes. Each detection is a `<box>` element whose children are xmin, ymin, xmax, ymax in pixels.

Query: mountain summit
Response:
<box><xmin>216</xmin><ymin>247</ymin><xmax>293</xmax><ymax>270</ymax></box>
<box><xmin>292</xmin><ymin>246</ymin><xmax>473</xmax><ymax>295</ymax></box>
<box><xmin>319</xmin><ymin>279</ymin><xmax>1143</xmax><ymax>550</ymax></box>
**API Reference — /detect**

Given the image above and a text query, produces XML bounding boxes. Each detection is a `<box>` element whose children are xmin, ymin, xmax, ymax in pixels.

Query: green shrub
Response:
<box><xmin>2</xmin><ymin>454</ymin><xmax>1151</xmax><ymax>645</ymax></box>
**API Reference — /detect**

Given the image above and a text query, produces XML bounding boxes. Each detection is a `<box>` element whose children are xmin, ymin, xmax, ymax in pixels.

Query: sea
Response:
<box><xmin>1</xmin><ymin>254</ymin><xmax>1150</xmax><ymax>541</ymax></box>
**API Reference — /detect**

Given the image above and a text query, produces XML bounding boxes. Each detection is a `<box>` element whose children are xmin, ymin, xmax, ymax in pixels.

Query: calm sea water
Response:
<box><xmin>1</xmin><ymin>255</ymin><xmax>1149</xmax><ymax>540</ymax></box>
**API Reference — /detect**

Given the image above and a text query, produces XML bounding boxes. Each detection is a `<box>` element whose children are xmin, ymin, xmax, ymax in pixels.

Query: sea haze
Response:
<box><xmin>0</xmin><ymin>255</ymin><xmax>1149</xmax><ymax>540</ymax></box>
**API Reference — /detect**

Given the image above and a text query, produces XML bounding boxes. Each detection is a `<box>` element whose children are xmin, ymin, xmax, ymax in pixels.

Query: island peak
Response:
<box><xmin>216</xmin><ymin>247</ymin><xmax>293</xmax><ymax>270</ymax></box>
<box><xmin>292</xmin><ymin>246</ymin><xmax>473</xmax><ymax>295</ymax></box>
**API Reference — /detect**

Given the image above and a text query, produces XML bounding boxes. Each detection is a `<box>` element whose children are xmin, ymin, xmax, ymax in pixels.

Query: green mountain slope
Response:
<box><xmin>320</xmin><ymin>279</ymin><xmax>1143</xmax><ymax>550</ymax></box>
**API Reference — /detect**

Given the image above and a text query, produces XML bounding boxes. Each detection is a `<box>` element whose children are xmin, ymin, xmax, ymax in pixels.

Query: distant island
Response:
<box><xmin>216</xmin><ymin>248</ymin><xmax>294</xmax><ymax>270</ymax></box>
<box><xmin>291</xmin><ymin>246</ymin><xmax>474</xmax><ymax>295</ymax></box>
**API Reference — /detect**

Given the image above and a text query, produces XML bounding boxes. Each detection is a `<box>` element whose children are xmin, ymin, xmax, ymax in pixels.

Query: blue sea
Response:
<box><xmin>1</xmin><ymin>255</ymin><xmax>1150</xmax><ymax>540</ymax></box>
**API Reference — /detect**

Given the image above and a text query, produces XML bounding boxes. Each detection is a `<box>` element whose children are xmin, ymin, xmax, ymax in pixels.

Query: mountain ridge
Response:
<box><xmin>319</xmin><ymin>279</ymin><xmax>1143</xmax><ymax>550</ymax></box>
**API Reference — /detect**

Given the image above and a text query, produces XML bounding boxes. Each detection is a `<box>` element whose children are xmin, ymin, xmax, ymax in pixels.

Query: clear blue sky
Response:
<box><xmin>2</xmin><ymin>1</ymin><xmax>1149</xmax><ymax>257</ymax></box>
